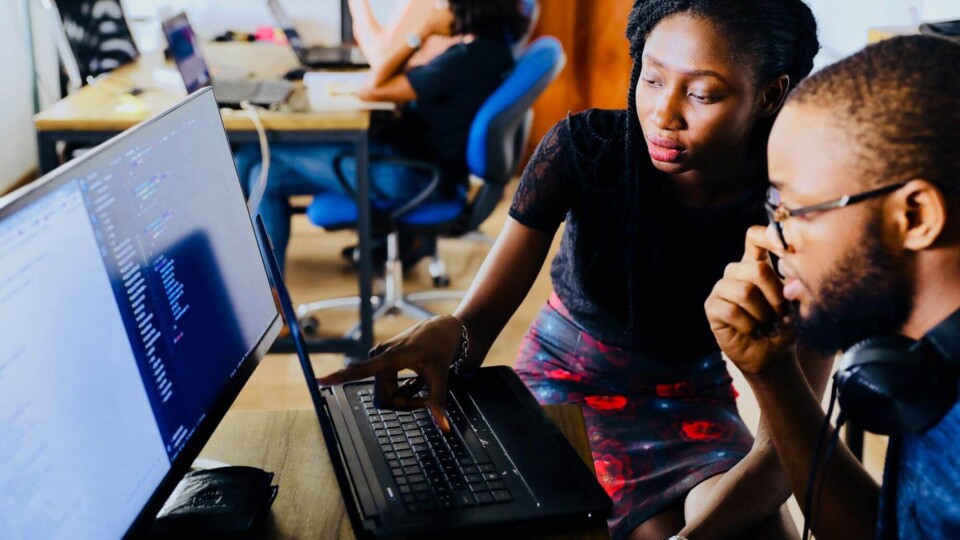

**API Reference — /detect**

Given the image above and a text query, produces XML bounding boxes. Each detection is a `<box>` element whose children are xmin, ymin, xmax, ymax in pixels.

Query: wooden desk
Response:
<box><xmin>33</xmin><ymin>42</ymin><xmax>382</xmax><ymax>357</ymax></box>
<box><xmin>199</xmin><ymin>406</ymin><xmax>610</xmax><ymax>540</ymax></box>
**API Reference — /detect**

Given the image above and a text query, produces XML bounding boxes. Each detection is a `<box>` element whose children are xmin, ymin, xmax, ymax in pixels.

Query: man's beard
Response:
<box><xmin>795</xmin><ymin>216</ymin><xmax>915</xmax><ymax>355</ymax></box>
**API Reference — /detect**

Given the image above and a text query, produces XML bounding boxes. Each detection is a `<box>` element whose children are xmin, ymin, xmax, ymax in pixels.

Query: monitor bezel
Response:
<box><xmin>0</xmin><ymin>88</ymin><xmax>283</xmax><ymax>539</ymax></box>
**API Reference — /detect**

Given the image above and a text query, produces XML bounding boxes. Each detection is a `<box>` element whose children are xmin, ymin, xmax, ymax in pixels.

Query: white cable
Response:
<box><xmin>240</xmin><ymin>100</ymin><xmax>271</xmax><ymax>216</ymax></box>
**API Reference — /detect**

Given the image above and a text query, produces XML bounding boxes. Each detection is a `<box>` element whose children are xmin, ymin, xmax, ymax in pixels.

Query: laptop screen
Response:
<box><xmin>162</xmin><ymin>12</ymin><xmax>212</xmax><ymax>93</ymax></box>
<box><xmin>266</xmin><ymin>0</ymin><xmax>311</xmax><ymax>59</ymax></box>
<box><xmin>0</xmin><ymin>90</ymin><xmax>279</xmax><ymax>538</ymax></box>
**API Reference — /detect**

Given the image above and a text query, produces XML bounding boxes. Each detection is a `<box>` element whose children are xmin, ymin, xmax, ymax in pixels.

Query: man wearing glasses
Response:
<box><xmin>705</xmin><ymin>35</ymin><xmax>960</xmax><ymax>540</ymax></box>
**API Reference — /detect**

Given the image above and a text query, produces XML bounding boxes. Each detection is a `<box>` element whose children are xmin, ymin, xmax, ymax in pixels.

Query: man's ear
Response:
<box><xmin>896</xmin><ymin>180</ymin><xmax>948</xmax><ymax>252</ymax></box>
<box><xmin>757</xmin><ymin>75</ymin><xmax>791</xmax><ymax>119</ymax></box>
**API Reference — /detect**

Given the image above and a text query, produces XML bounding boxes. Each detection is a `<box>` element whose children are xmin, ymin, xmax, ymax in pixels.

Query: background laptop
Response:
<box><xmin>0</xmin><ymin>89</ymin><xmax>282</xmax><ymax>538</ymax></box>
<box><xmin>162</xmin><ymin>12</ymin><xmax>292</xmax><ymax>107</ymax></box>
<box><xmin>267</xmin><ymin>0</ymin><xmax>368</xmax><ymax>69</ymax></box>
<box><xmin>253</xmin><ymin>217</ymin><xmax>612</xmax><ymax>539</ymax></box>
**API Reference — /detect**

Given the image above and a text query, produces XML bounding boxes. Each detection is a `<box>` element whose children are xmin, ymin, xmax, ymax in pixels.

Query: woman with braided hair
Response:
<box><xmin>321</xmin><ymin>1</ymin><xmax>824</xmax><ymax>537</ymax></box>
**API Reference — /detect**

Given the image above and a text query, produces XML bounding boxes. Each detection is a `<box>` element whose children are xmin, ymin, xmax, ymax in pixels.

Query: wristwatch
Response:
<box><xmin>405</xmin><ymin>32</ymin><xmax>423</xmax><ymax>51</ymax></box>
<box><xmin>664</xmin><ymin>536</ymin><xmax>689</xmax><ymax>540</ymax></box>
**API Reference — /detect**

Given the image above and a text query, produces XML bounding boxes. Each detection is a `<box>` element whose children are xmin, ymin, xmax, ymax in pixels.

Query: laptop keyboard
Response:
<box><xmin>213</xmin><ymin>80</ymin><xmax>291</xmax><ymax>105</ymax></box>
<box><xmin>357</xmin><ymin>388</ymin><xmax>514</xmax><ymax>514</ymax></box>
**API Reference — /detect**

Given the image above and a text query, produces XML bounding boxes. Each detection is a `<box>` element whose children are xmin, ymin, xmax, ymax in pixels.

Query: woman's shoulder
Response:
<box><xmin>543</xmin><ymin>109</ymin><xmax>626</xmax><ymax>166</ymax></box>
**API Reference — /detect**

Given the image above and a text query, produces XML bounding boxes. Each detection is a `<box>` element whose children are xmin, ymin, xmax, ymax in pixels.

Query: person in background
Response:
<box><xmin>348</xmin><ymin>0</ymin><xmax>460</xmax><ymax>67</ymax></box>
<box><xmin>238</xmin><ymin>0</ymin><xmax>529</xmax><ymax>271</ymax></box>
<box><xmin>320</xmin><ymin>1</ymin><xmax>825</xmax><ymax>538</ymax></box>
<box><xmin>706</xmin><ymin>35</ymin><xmax>960</xmax><ymax>540</ymax></box>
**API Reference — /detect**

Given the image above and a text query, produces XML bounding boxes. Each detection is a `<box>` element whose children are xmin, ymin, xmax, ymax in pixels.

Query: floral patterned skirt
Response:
<box><xmin>514</xmin><ymin>294</ymin><xmax>754</xmax><ymax>540</ymax></box>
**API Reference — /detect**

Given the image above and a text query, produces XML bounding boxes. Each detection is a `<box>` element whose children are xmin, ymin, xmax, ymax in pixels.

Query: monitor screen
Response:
<box><xmin>162</xmin><ymin>12</ymin><xmax>212</xmax><ymax>93</ymax></box>
<box><xmin>0</xmin><ymin>90</ymin><xmax>280</xmax><ymax>539</ymax></box>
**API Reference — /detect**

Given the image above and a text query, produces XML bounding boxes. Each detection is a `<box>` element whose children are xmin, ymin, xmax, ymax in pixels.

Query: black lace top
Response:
<box><xmin>509</xmin><ymin>109</ymin><xmax>767</xmax><ymax>362</ymax></box>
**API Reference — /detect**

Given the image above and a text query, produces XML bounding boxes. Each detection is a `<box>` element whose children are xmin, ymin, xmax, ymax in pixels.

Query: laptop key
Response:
<box><xmin>403</xmin><ymin>466</ymin><xmax>420</xmax><ymax>475</ymax></box>
<box><xmin>408</xmin><ymin>436</ymin><xmax>425</xmax><ymax>445</ymax></box>
<box><xmin>492</xmin><ymin>490</ymin><xmax>513</xmax><ymax>503</ymax></box>
<box><xmin>461</xmin><ymin>465</ymin><xmax>479</xmax><ymax>475</ymax></box>
<box><xmin>479</xmin><ymin>463</ymin><xmax>497</xmax><ymax>473</ymax></box>
<box><xmin>483</xmin><ymin>472</ymin><xmax>501</xmax><ymax>482</ymax></box>
<box><xmin>410</xmin><ymin>481</ymin><xmax>429</xmax><ymax>492</ymax></box>
<box><xmin>399</xmin><ymin>485</ymin><xmax>411</xmax><ymax>494</ymax></box>
<box><xmin>469</xmin><ymin>483</ymin><xmax>490</xmax><ymax>493</ymax></box>
<box><xmin>454</xmin><ymin>490</ymin><xmax>476</xmax><ymax>507</ymax></box>
<box><xmin>388</xmin><ymin>460</ymin><xmax>400</xmax><ymax>469</ymax></box>
<box><xmin>396</xmin><ymin>450</ymin><xmax>415</xmax><ymax>459</ymax></box>
<box><xmin>465</xmin><ymin>474</ymin><xmax>483</xmax><ymax>484</ymax></box>
<box><xmin>487</xmin><ymin>480</ymin><xmax>506</xmax><ymax>490</ymax></box>
<box><xmin>399</xmin><ymin>458</ymin><xmax>418</xmax><ymax>467</ymax></box>
<box><xmin>395</xmin><ymin>477</ymin><xmax>407</xmax><ymax>485</ymax></box>
<box><xmin>475</xmin><ymin>492</ymin><xmax>495</xmax><ymax>505</ymax></box>
<box><xmin>391</xmin><ymin>468</ymin><xmax>404</xmax><ymax>478</ymax></box>
<box><xmin>384</xmin><ymin>452</ymin><xmax>397</xmax><ymax>461</ymax></box>
<box><xmin>408</xmin><ymin>473</ymin><xmax>426</xmax><ymax>483</ymax></box>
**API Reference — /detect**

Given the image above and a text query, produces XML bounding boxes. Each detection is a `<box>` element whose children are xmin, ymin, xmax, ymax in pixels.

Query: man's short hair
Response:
<box><xmin>787</xmin><ymin>35</ymin><xmax>960</xmax><ymax>190</ymax></box>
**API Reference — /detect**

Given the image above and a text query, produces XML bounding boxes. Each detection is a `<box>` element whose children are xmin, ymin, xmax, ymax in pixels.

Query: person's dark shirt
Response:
<box><xmin>390</xmin><ymin>33</ymin><xmax>514</xmax><ymax>189</ymax></box>
<box><xmin>509</xmin><ymin>109</ymin><xmax>767</xmax><ymax>361</ymax></box>
<box><xmin>877</xmin><ymin>399</ymin><xmax>960</xmax><ymax>539</ymax></box>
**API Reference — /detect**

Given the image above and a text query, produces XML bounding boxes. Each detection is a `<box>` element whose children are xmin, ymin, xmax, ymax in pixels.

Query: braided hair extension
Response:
<box><xmin>618</xmin><ymin>0</ymin><xmax>820</xmax><ymax>342</ymax></box>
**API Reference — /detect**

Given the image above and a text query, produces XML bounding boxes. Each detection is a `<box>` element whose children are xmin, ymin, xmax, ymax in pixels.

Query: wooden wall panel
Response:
<box><xmin>525</xmin><ymin>0</ymin><xmax>635</xmax><ymax>161</ymax></box>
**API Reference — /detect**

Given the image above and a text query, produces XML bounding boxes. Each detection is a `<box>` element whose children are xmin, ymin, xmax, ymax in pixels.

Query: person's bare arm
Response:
<box><xmin>357</xmin><ymin>4</ymin><xmax>452</xmax><ymax>102</ymax></box>
<box><xmin>349</xmin><ymin>0</ymin><xmax>437</xmax><ymax>66</ymax></box>
<box><xmin>678</xmin><ymin>346</ymin><xmax>834</xmax><ymax>539</ymax></box>
<box><xmin>705</xmin><ymin>225</ymin><xmax>879</xmax><ymax>540</ymax></box>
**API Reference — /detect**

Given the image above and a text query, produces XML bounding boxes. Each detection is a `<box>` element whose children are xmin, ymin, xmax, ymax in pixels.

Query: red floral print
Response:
<box><xmin>680</xmin><ymin>420</ymin><xmax>725</xmax><ymax>441</ymax></box>
<box><xmin>585</xmin><ymin>395</ymin><xmax>628</xmax><ymax>411</ymax></box>
<box><xmin>544</xmin><ymin>368</ymin><xmax>583</xmax><ymax>382</ymax></box>
<box><xmin>655</xmin><ymin>382</ymin><xmax>693</xmax><ymax>397</ymax></box>
<box><xmin>593</xmin><ymin>452</ymin><xmax>634</xmax><ymax>503</ymax></box>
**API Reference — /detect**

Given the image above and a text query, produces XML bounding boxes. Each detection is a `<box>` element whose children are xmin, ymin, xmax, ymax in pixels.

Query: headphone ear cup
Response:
<box><xmin>836</xmin><ymin>336</ymin><xmax>956</xmax><ymax>436</ymax></box>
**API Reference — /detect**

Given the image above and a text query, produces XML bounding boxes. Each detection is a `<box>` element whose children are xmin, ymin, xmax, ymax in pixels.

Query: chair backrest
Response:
<box><xmin>459</xmin><ymin>35</ymin><xmax>565</xmax><ymax>232</ymax></box>
<box><xmin>41</xmin><ymin>0</ymin><xmax>139</xmax><ymax>91</ymax></box>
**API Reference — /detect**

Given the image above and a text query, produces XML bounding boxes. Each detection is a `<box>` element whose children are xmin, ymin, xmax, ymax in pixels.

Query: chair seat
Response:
<box><xmin>306</xmin><ymin>191</ymin><xmax>467</xmax><ymax>230</ymax></box>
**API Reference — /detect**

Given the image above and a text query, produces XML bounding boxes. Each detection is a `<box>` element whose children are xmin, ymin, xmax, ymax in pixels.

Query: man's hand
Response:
<box><xmin>705</xmin><ymin>225</ymin><xmax>796</xmax><ymax>375</ymax></box>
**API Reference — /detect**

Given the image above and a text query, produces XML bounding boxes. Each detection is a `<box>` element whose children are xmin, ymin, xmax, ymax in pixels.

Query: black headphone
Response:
<box><xmin>834</xmin><ymin>307</ymin><xmax>960</xmax><ymax>437</ymax></box>
<box><xmin>801</xmin><ymin>307</ymin><xmax>960</xmax><ymax>540</ymax></box>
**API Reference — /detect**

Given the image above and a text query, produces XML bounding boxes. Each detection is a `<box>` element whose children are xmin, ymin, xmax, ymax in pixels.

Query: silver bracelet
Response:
<box><xmin>450</xmin><ymin>321</ymin><xmax>469</xmax><ymax>376</ymax></box>
<box><xmin>665</xmin><ymin>536</ymin><xmax>689</xmax><ymax>540</ymax></box>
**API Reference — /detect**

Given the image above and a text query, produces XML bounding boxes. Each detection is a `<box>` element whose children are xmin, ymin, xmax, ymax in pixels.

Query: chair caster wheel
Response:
<box><xmin>432</xmin><ymin>275</ymin><xmax>451</xmax><ymax>288</ymax></box>
<box><xmin>300</xmin><ymin>316</ymin><xmax>320</xmax><ymax>335</ymax></box>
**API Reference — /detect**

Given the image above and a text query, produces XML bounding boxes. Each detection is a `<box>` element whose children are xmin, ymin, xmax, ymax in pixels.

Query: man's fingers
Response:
<box><xmin>742</xmin><ymin>225</ymin><xmax>776</xmax><ymax>263</ymax></box>
<box><xmin>724</xmin><ymin>261</ymin><xmax>789</xmax><ymax>317</ymax></box>
<box><xmin>706</xmin><ymin>295</ymin><xmax>761</xmax><ymax>337</ymax></box>
<box><xmin>713</xmin><ymin>279</ymin><xmax>777</xmax><ymax>325</ymax></box>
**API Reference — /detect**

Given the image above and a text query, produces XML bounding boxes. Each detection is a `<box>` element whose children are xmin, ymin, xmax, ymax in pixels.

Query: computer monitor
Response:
<box><xmin>161</xmin><ymin>12</ymin><xmax>212</xmax><ymax>93</ymax></box>
<box><xmin>0</xmin><ymin>89</ymin><xmax>282</xmax><ymax>539</ymax></box>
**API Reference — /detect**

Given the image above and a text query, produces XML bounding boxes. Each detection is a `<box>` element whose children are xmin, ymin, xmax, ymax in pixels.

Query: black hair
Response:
<box><xmin>787</xmin><ymin>35</ymin><xmax>960</xmax><ymax>191</ymax></box>
<box><xmin>448</xmin><ymin>0</ymin><xmax>530</xmax><ymax>39</ymax></box>
<box><xmin>620</xmin><ymin>0</ymin><xmax>820</xmax><ymax>339</ymax></box>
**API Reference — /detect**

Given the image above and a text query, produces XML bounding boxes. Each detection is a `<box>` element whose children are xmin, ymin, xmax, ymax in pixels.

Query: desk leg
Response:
<box><xmin>37</xmin><ymin>132</ymin><xmax>59</xmax><ymax>175</ymax></box>
<box><xmin>354</xmin><ymin>132</ymin><xmax>374</xmax><ymax>358</ymax></box>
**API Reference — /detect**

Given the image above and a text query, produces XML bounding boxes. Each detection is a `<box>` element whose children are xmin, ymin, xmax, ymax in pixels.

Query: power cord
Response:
<box><xmin>239</xmin><ymin>101</ymin><xmax>271</xmax><ymax>216</ymax></box>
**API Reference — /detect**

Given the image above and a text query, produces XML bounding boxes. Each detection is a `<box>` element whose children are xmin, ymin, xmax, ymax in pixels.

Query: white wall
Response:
<box><xmin>807</xmin><ymin>0</ymin><xmax>960</xmax><ymax>68</ymax></box>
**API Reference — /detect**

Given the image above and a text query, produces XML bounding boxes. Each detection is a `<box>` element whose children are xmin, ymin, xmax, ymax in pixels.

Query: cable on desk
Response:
<box><xmin>240</xmin><ymin>101</ymin><xmax>271</xmax><ymax>216</ymax></box>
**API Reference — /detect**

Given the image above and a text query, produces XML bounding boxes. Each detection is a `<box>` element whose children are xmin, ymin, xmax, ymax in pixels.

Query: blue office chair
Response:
<box><xmin>296</xmin><ymin>36</ymin><xmax>566</xmax><ymax>337</ymax></box>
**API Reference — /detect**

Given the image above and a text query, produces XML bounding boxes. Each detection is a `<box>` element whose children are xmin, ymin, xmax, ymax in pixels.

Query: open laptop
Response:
<box><xmin>162</xmin><ymin>11</ymin><xmax>292</xmax><ymax>108</ymax></box>
<box><xmin>252</xmin><ymin>219</ymin><xmax>612</xmax><ymax>538</ymax></box>
<box><xmin>267</xmin><ymin>0</ymin><xmax>368</xmax><ymax>69</ymax></box>
<box><xmin>0</xmin><ymin>89</ymin><xmax>282</xmax><ymax>538</ymax></box>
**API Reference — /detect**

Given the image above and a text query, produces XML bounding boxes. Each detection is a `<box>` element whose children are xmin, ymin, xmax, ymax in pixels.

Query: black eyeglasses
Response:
<box><xmin>765</xmin><ymin>182</ymin><xmax>909</xmax><ymax>250</ymax></box>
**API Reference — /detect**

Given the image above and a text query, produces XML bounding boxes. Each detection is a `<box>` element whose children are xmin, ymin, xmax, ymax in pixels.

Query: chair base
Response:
<box><xmin>296</xmin><ymin>232</ymin><xmax>465</xmax><ymax>340</ymax></box>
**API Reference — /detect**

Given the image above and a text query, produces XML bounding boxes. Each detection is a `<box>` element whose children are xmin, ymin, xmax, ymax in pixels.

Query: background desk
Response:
<box><xmin>199</xmin><ymin>406</ymin><xmax>610</xmax><ymax>540</ymax></box>
<box><xmin>34</xmin><ymin>42</ymin><xmax>386</xmax><ymax>358</ymax></box>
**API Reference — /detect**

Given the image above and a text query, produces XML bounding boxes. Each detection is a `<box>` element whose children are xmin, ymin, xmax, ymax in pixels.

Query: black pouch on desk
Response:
<box><xmin>149</xmin><ymin>466</ymin><xmax>278</xmax><ymax>539</ymax></box>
